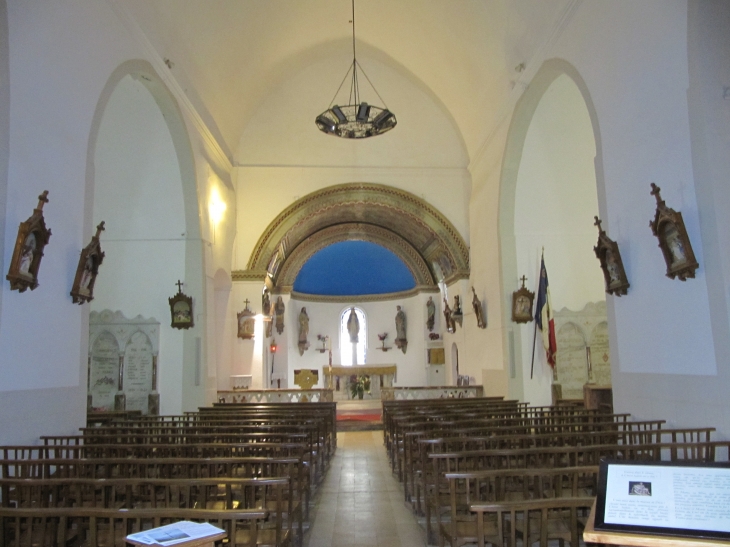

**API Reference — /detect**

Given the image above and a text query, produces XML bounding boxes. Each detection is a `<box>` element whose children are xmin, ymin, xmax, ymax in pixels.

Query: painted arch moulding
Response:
<box><xmin>239</xmin><ymin>183</ymin><xmax>470</xmax><ymax>290</ymax></box>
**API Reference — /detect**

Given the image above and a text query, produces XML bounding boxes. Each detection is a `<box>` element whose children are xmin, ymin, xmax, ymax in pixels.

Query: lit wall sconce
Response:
<box><xmin>269</xmin><ymin>338</ymin><xmax>278</xmax><ymax>388</ymax></box>
<box><xmin>209</xmin><ymin>188</ymin><xmax>226</xmax><ymax>225</ymax></box>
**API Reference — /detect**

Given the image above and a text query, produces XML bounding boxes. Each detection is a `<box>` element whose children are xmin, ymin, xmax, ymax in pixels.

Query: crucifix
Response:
<box><xmin>593</xmin><ymin>216</ymin><xmax>603</xmax><ymax>232</ymax></box>
<box><xmin>175</xmin><ymin>279</ymin><xmax>184</xmax><ymax>293</ymax></box>
<box><xmin>36</xmin><ymin>190</ymin><xmax>49</xmax><ymax>211</ymax></box>
<box><xmin>650</xmin><ymin>182</ymin><xmax>663</xmax><ymax>205</ymax></box>
<box><xmin>519</xmin><ymin>275</ymin><xmax>527</xmax><ymax>288</ymax></box>
<box><xmin>243</xmin><ymin>298</ymin><xmax>251</xmax><ymax>310</ymax></box>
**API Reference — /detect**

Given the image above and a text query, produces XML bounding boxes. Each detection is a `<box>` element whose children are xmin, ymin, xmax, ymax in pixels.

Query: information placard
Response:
<box><xmin>596</xmin><ymin>459</ymin><xmax>730</xmax><ymax>540</ymax></box>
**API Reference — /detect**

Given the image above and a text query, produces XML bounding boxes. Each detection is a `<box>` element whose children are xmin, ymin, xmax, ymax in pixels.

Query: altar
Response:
<box><xmin>323</xmin><ymin>365</ymin><xmax>397</xmax><ymax>401</ymax></box>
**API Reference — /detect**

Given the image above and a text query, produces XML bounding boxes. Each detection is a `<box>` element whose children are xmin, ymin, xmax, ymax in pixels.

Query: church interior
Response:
<box><xmin>1</xmin><ymin>0</ymin><xmax>730</xmax><ymax>454</ymax></box>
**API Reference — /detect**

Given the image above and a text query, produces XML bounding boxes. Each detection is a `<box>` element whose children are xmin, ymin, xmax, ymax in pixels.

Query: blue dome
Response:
<box><xmin>293</xmin><ymin>241</ymin><xmax>416</xmax><ymax>296</ymax></box>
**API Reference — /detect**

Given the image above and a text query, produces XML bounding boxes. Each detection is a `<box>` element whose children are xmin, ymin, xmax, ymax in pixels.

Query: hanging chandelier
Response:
<box><xmin>315</xmin><ymin>0</ymin><xmax>396</xmax><ymax>139</ymax></box>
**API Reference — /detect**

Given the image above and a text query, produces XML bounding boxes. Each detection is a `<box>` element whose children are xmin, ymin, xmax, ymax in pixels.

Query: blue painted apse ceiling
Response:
<box><xmin>293</xmin><ymin>241</ymin><xmax>416</xmax><ymax>296</ymax></box>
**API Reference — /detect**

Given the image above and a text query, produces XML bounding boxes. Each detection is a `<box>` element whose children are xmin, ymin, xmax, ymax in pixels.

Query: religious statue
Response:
<box><xmin>18</xmin><ymin>233</ymin><xmax>36</xmax><ymax>277</ymax></box>
<box><xmin>472</xmin><ymin>287</ymin><xmax>486</xmax><ymax>329</ymax></box>
<box><xmin>394</xmin><ymin>305</ymin><xmax>407</xmax><ymax>354</ymax></box>
<box><xmin>298</xmin><ymin>307</ymin><xmax>309</xmax><ymax>356</ymax></box>
<box><xmin>452</xmin><ymin>295</ymin><xmax>463</xmax><ymax>327</ymax></box>
<box><xmin>274</xmin><ymin>296</ymin><xmax>285</xmax><ymax>335</ymax></box>
<box><xmin>347</xmin><ymin>307</ymin><xmax>359</xmax><ymax>343</ymax></box>
<box><xmin>426</xmin><ymin>296</ymin><xmax>436</xmax><ymax>331</ymax></box>
<box><xmin>262</xmin><ymin>288</ymin><xmax>272</xmax><ymax>338</ymax></box>
<box><xmin>443</xmin><ymin>297</ymin><xmax>455</xmax><ymax>333</ymax></box>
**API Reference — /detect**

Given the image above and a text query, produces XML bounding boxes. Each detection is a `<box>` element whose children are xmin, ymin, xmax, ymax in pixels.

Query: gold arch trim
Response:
<box><xmin>246</xmin><ymin>183</ymin><xmax>470</xmax><ymax>289</ymax></box>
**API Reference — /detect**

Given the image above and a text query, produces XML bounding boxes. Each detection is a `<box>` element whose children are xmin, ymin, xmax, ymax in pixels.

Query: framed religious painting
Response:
<box><xmin>511</xmin><ymin>276</ymin><xmax>534</xmax><ymax>323</ymax></box>
<box><xmin>168</xmin><ymin>280</ymin><xmax>194</xmax><ymax>329</ymax></box>
<box><xmin>237</xmin><ymin>299</ymin><xmax>255</xmax><ymax>340</ymax></box>
<box><xmin>71</xmin><ymin>222</ymin><xmax>105</xmax><ymax>304</ymax></box>
<box><xmin>649</xmin><ymin>183</ymin><xmax>699</xmax><ymax>281</ymax></box>
<box><xmin>593</xmin><ymin>216</ymin><xmax>630</xmax><ymax>296</ymax></box>
<box><xmin>6</xmin><ymin>191</ymin><xmax>52</xmax><ymax>293</ymax></box>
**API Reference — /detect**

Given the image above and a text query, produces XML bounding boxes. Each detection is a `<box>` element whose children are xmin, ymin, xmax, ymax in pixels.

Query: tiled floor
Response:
<box><xmin>304</xmin><ymin>430</ymin><xmax>426</xmax><ymax>547</ymax></box>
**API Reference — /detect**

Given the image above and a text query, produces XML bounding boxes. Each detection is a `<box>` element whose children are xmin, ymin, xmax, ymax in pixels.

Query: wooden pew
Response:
<box><xmin>422</xmin><ymin>440</ymin><xmax>730</xmax><ymax>544</ymax></box>
<box><xmin>0</xmin><ymin>476</ymin><xmax>295</xmax><ymax>547</ymax></box>
<box><xmin>437</xmin><ymin>466</ymin><xmax>598</xmax><ymax>547</ymax></box>
<box><xmin>0</xmin><ymin>506</ymin><xmax>269</xmax><ymax>547</ymax></box>
<box><xmin>469</xmin><ymin>497</ymin><xmax>595</xmax><ymax>547</ymax></box>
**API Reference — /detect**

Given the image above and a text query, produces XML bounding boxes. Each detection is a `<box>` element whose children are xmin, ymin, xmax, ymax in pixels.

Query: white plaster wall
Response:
<box><xmin>0</xmin><ymin>1</ymin><xmax>143</xmax><ymax>444</ymax></box>
<box><xmin>513</xmin><ymin>74</ymin><xmax>604</xmax><ymax>407</ymax></box>
<box><xmin>469</xmin><ymin>0</ymin><xmax>725</xmax><ymax>432</ymax></box>
<box><xmin>91</xmin><ymin>75</ymin><xmax>186</xmax><ymax>416</ymax></box>
<box><xmin>236</xmin><ymin>51</ymin><xmax>468</xmax><ymax>168</ymax></box>
<box><xmin>0</xmin><ymin>1</ymin><xmax>235</xmax><ymax>444</ymax></box>
<box><xmin>542</xmin><ymin>1</ymin><xmax>722</xmax><ymax>433</ymax></box>
<box><xmin>0</xmin><ymin>0</ymin><xmax>8</xmax><ymax>331</ymax></box>
<box><xmin>552</xmin><ymin>1</ymin><xmax>714</xmax><ymax>379</ymax></box>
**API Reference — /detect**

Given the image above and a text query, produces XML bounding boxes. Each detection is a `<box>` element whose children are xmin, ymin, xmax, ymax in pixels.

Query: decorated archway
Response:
<box><xmin>239</xmin><ymin>183</ymin><xmax>470</xmax><ymax>291</ymax></box>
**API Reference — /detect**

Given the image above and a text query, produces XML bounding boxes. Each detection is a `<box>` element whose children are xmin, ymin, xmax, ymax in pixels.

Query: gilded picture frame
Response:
<box><xmin>649</xmin><ymin>183</ymin><xmax>699</xmax><ymax>281</ymax></box>
<box><xmin>6</xmin><ymin>191</ymin><xmax>52</xmax><ymax>293</ymax></box>
<box><xmin>237</xmin><ymin>299</ymin><xmax>255</xmax><ymax>339</ymax></box>
<box><xmin>511</xmin><ymin>277</ymin><xmax>534</xmax><ymax>323</ymax></box>
<box><xmin>71</xmin><ymin>222</ymin><xmax>105</xmax><ymax>305</ymax></box>
<box><xmin>168</xmin><ymin>280</ymin><xmax>194</xmax><ymax>329</ymax></box>
<box><xmin>593</xmin><ymin>216</ymin><xmax>630</xmax><ymax>296</ymax></box>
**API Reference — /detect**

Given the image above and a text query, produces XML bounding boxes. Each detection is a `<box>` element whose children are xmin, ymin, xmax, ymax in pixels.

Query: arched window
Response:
<box><xmin>340</xmin><ymin>307</ymin><xmax>367</xmax><ymax>366</ymax></box>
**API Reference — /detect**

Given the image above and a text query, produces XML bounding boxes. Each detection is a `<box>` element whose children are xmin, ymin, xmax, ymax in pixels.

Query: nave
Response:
<box><xmin>304</xmin><ymin>431</ymin><xmax>425</xmax><ymax>547</ymax></box>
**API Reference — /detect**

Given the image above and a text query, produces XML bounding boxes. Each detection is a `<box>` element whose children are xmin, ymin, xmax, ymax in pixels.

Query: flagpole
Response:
<box><xmin>530</xmin><ymin>319</ymin><xmax>537</xmax><ymax>379</ymax></box>
<box><xmin>530</xmin><ymin>247</ymin><xmax>545</xmax><ymax>380</ymax></box>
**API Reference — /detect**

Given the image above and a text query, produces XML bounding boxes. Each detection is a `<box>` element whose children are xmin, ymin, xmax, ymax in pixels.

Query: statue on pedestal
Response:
<box><xmin>426</xmin><ymin>296</ymin><xmax>436</xmax><ymax>331</ymax></box>
<box><xmin>298</xmin><ymin>307</ymin><xmax>310</xmax><ymax>356</ymax></box>
<box><xmin>394</xmin><ymin>305</ymin><xmax>407</xmax><ymax>354</ymax></box>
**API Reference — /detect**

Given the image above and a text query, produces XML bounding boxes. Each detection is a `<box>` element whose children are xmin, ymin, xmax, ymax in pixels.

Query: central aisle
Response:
<box><xmin>305</xmin><ymin>430</ymin><xmax>426</xmax><ymax>547</ymax></box>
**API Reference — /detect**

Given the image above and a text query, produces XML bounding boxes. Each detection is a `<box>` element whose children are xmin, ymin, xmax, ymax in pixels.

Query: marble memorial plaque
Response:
<box><xmin>89</xmin><ymin>331</ymin><xmax>119</xmax><ymax>411</ymax></box>
<box><xmin>556</xmin><ymin>322</ymin><xmax>587</xmax><ymax>399</ymax></box>
<box><xmin>124</xmin><ymin>331</ymin><xmax>154</xmax><ymax>413</ymax></box>
<box><xmin>590</xmin><ymin>322</ymin><xmax>612</xmax><ymax>385</ymax></box>
<box><xmin>89</xmin><ymin>310</ymin><xmax>160</xmax><ymax>415</ymax></box>
<box><xmin>554</xmin><ymin>301</ymin><xmax>612</xmax><ymax>399</ymax></box>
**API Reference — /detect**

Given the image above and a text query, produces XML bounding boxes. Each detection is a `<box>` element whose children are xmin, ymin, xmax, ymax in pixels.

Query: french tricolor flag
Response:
<box><xmin>534</xmin><ymin>256</ymin><xmax>556</xmax><ymax>368</ymax></box>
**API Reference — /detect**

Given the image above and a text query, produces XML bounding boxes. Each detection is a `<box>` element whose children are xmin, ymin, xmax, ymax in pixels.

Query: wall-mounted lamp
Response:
<box><xmin>209</xmin><ymin>188</ymin><xmax>227</xmax><ymax>225</ymax></box>
<box><xmin>269</xmin><ymin>338</ymin><xmax>277</xmax><ymax>388</ymax></box>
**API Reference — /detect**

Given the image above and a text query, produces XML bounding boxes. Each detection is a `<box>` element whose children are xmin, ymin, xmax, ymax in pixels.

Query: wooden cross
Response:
<box><xmin>594</xmin><ymin>216</ymin><xmax>602</xmax><ymax>232</ymax></box>
<box><xmin>176</xmin><ymin>280</ymin><xmax>184</xmax><ymax>293</ymax></box>
<box><xmin>650</xmin><ymin>183</ymin><xmax>662</xmax><ymax>203</ymax></box>
<box><xmin>36</xmin><ymin>190</ymin><xmax>49</xmax><ymax>211</ymax></box>
<box><xmin>520</xmin><ymin>275</ymin><xmax>527</xmax><ymax>288</ymax></box>
<box><xmin>95</xmin><ymin>221</ymin><xmax>106</xmax><ymax>238</ymax></box>
<box><xmin>243</xmin><ymin>298</ymin><xmax>251</xmax><ymax>310</ymax></box>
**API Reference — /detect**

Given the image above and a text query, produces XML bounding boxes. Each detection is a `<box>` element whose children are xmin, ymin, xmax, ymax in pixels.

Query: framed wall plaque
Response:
<box><xmin>649</xmin><ymin>183</ymin><xmax>699</xmax><ymax>281</ymax></box>
<box><xmin>71</xmin><ymin>221</ymin><xmax>105</xmax><ymax>304</ymax></box>
<box><xmin>511</xmin><ymin>275</ymin><xmax>534</xmax><ymax>323</ymax></box>
<box><xmin>237</xmin><ymin>299</ymin><xmax>255</xmax><ymax>340</ymax></box>
<box><xmin>6</xmin><ymin>191</ymin><xmax>52</xmax><ymax>292</ymax></box>
<box><xmin>168</xmin><ymin>280</ymin><xmax>194</xmax><ymax>329</ymax></box>
<box><xmin>593</xmin><ymin>216</ymin><xmax>630</xmax><ymax>296</ymax></box>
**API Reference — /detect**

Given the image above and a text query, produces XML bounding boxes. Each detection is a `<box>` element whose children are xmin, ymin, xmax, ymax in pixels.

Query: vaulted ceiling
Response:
<box><xmin>119</xmin><ymin>0</ymin><xmax>575</xmax><ymax>164</ymax></box>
